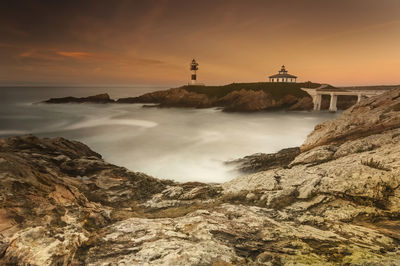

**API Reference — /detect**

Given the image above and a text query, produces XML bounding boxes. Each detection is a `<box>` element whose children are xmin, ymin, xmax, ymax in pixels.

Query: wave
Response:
<box><xmin>64</xmin><ymin>117</ymin><xmax>158</xmax><ymax>130</ymax></box>
<box><xmin>0</xmin><ymin>130</ymin><xmax>30</xmax><ymax>136</ymax></box>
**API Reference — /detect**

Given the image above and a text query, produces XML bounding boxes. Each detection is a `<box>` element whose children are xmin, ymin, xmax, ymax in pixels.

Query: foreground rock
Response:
<box><xmin>0</xmin><ymin>135</ymin><xmax>165</xmax><ymax>264</ymax></box>
<box><xmin>2</xmin><ymin>89</ymin><xmax>400</xmax><ymax>265</ymax></box>
<box><xmin>0</xmin><ymin>135</ymin><xmax>219</xmax><ymax>265</ymax></box>
<box><xmin>43</xmin><ymin>93</ymin><xmax>114</xmax><ymax>104</ymax></box>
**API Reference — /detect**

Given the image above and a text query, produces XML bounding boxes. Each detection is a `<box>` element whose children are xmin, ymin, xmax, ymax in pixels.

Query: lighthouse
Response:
<box><xmin>190</xmin><ymin>59</ymin><xmax>199</xmax><ymax>85</ymax></box>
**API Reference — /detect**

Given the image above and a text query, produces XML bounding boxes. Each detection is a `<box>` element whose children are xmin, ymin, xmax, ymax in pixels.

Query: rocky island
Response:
<box><xmin>42</xmin><ymin>82</ymin><xmax>360</xmax><ymax>112</ymax></box>
<box><xmin>43</xmin><ymin>93</ymin><xmax>114</xmax><ymax>104</ymax></box>
<box><xmin>1</xmin><ymin>88</ymin><xmax>400</xmax><ymax>265</ymax></box>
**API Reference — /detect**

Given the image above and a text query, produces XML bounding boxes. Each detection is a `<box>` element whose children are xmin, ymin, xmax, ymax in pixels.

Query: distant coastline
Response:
<box><xmin>41</xmin><ymin>82</ymin><xmax>364</xmax><ymax>112</ymax></box>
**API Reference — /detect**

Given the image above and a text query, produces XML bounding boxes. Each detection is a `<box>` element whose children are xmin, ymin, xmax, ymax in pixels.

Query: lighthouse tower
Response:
<box><xmin>190</xmin><ymin>59</ymin><xmax>199</xmax><ymax>85</ymax></box>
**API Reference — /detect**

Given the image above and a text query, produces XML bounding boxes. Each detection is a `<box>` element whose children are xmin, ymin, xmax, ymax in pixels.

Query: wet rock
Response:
<box><xmin>227</xmin><ymin>147</ymin><xmax>300</xmax><ymax>173</ymax></box>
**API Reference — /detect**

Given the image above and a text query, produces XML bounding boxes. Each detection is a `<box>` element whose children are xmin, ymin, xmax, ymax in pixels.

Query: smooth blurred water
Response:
<box><xmin>0</xmin><ymin>86</ymin><xmax>338</xmax><ymax>183</ymax></box>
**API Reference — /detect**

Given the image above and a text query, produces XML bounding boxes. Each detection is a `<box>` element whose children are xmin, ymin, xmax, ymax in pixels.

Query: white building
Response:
<box><xmin>269</xmin><ymin>65</ymin><xmax>297</xmax><ymax>83</ymax></box>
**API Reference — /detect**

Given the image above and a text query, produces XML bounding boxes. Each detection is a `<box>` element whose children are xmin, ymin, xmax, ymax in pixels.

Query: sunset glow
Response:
<box><xmin>1</xmin><ymin>0</ymin><xmax>399</xmax><ymax>86</ymax></box>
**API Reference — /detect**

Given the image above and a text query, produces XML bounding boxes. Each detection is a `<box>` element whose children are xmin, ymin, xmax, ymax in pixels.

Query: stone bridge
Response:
<box><xmin>301</xmin><ymin>84</ymin><xmax>398</xmax><ymax>112</ymax></box>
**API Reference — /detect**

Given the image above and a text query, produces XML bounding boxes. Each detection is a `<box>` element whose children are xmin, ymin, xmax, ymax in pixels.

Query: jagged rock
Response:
<box><xmin>288</xmin><ymin>96</ymin><xmax>314</xmax><ymax>110</ymax></box>
<box><xmin>289</xmin><ymin>145</ymin><xmax>338</xmax><ymax>167</ymax></box>
<box><xmin>218</xmin><ymin>89</ymin><xmax>276</xmax><ymax>112</ymax></box>
<box><xmin>0</xmin><ymin>135</ymin><xmax>171</xmax><ymax>265</ymax></box>
<box><xmin>333</xmin><ymin>131</ymin><xmax>396</xmax><ymax>159</ymax></box>
<box><xmin>226</xmin><ymin>147</ymin><xmax>300</xmax><ymax>173</ymax></box>
<box><xmin>43</xmin><ymin>93</ymin><xmax>114</xmax><ymax>104</ymax></box>
<box><xmin>78</xmin><ymin>204</ymin><xmax>400</xmax><ymax>265</ymax></box>
<box><xmin>277</xmin><ymin>94</ymin><xmax>299</xmax><ymax>107</ymax></box>
<box><xmin>3</xmin><ymin>225</ymin><xmax>88</xmax><ymax>265</ymax></box>
<box><xmin>221</xmin><ymin>126</ymin><xmax>400</xmax><ymax>263</ymax></box>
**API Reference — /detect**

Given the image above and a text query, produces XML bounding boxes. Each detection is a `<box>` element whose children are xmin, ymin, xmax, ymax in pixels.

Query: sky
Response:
<box><xmin>0</xmin><ymin>0</ymin><xmax>399</xmax><ymax>87</ymax></box>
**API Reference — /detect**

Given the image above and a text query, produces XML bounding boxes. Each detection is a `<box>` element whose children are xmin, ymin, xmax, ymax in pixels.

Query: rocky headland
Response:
<box><xmin>2</xmin><ymin>89</ymin><xmax>400</xmax><ymax>265</ymax></box>
<box><xmin>42</xmin><ymin>82</ymin><xmax>359</xmax><ymax>112</ymax></box>
<box><xmin>115</xmin><ymin>85</ymin><xmax>356</xmax><ymax>112</ymax></box>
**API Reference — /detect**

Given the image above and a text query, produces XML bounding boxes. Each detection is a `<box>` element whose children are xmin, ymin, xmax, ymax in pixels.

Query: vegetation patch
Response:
<box><xmin>361</xmin><ymin>158</ymin><xmax>390</xmax><ymax>171</ymax></box>
<box><xmin>183</xmin><ymin>82</ymin><xmax>321</xmax><ymax>99</ymax></box>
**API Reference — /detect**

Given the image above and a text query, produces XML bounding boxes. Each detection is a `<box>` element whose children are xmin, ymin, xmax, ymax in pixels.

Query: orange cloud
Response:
<box><xmin>19</xmin><ymin>51</ymin><xmax>33</xmax><ymax>57</ymax></box>
<box><xmin>57</xmin><ymin>51</ymin><xmax>94</xmax><ymax>59</ymax></box>
<box><xmin>18</xmin><ymin>50</ymin><xmax>61</xmax><ymax>61</ymax></box>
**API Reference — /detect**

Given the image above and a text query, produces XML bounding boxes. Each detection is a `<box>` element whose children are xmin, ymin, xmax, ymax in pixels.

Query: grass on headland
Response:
<box><xmin>361</xmin><ymin>158</ymin><xmax>390</xmax><ymax>171</ymax></box>
<box><xmin>182</xmin><ymin>81</ymin><xmax>321</xmax><ymax>99</ymax></box>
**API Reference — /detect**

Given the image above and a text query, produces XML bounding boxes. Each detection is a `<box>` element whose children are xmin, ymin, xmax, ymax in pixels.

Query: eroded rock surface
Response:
<box><xmin>1</xmin><ymin>89</ymin><xmax>400</xmax><ymax>265</ymax></box>
<box><xmin>217</xmin><ymin>89</ymin><xmax>276</xmax><ymax>112</ymax></box>
<box><xmin>0</xmin><ymin>135</ymin><xmax>174</xmax><ymax>265</ymax></box>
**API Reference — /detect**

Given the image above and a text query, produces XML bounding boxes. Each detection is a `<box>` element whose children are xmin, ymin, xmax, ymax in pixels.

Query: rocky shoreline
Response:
<box><xmin>1</xmin><ymin>89</ymin><xmax>400</xmax><ymax>265</ymax></box>
<box><xmin>42</xmin><ymin>84</ymin><xmax>358</xmax><ymax>112</ymax></box>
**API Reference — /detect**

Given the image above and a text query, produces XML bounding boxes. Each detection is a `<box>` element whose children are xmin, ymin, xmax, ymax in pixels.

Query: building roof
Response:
<box><xmin>269</xmin><ymin>65</ymin><xmax>297</xmax><ymax>78</ymax></box>
<box><xmin>269</xmin><ymin>73</ymin><xmax>297</xmax><ymax>78</ymax></box>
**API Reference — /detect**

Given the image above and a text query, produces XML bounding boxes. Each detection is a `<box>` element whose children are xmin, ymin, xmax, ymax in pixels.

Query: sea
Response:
<box><xmin>0</xmin><ymin>86</ymin><xmax>338</xmax><ymax>183</ymax></box>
